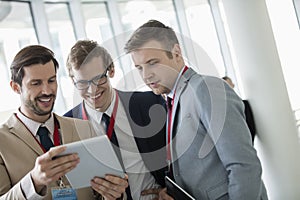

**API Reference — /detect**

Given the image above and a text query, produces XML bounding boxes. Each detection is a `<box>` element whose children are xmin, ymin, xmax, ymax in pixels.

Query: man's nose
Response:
<box><xmin>41</xmin><ymin>83</ymin><xmax>52</xmax><ymax>94</ymax></box>
<box><xmin>142</xmin><ymin>68</ymin><xmax>153</xmax><ymax>80</ymax></box>
<box><xmin>87</xmin><ymin>82</ymin><xmax>98</xmax><ymax>93</ymax></box>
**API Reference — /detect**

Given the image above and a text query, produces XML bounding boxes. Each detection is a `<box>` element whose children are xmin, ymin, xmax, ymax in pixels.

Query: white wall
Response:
<box><xmin>221</xmin><ymin>0</ymin><xmax>300</xmax><ymax>199</ymax></box>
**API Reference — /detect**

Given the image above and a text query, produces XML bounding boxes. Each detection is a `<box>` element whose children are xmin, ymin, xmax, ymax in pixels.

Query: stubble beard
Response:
<box><xmin>25</xmin><ymin>96</ymin><xmax>55</xmax><ymax>116</ymax></box>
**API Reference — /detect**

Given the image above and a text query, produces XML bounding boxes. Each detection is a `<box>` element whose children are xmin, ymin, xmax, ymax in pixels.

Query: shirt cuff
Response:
<box><xmin>20</xmin><ymin>172</ymin><xmax>47</xmax><ymax>200</ymax></box>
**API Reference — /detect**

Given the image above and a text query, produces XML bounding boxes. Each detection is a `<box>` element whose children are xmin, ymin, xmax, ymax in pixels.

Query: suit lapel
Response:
<box><xmin>55</xmin><ymin>114</ymin><xmax>74</xmax><ymax>144</ymax></box>
<box><xmin>78</xmin><ymin>102</ymin><xmax>84</xmax><ymax>119</ymax></box>
<box><xmin>7</xmin><ymin>114</ymin><xmax>44</xmax><ymax>155</ymax></box>
<box><xmin>171</xmin><ymin>68</ymin><xmax>196</xmax><ymax>135</ymax></box>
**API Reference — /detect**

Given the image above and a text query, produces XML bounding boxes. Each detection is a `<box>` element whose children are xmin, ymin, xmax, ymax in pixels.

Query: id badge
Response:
<box><xmin>51</xmin><ymin>186</ymin><xmax>77</xmax><ymax>200</ymax></box>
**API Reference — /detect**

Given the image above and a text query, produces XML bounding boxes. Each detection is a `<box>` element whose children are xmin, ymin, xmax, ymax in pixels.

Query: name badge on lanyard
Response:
<box><xmin>51</xmin><ymin>179</ymin><xmax>77</xmax><ymax>200</ymax></box>
<box><xmin>51</xmin><ymin>187</ymin><xmax>77</xmax><ymax>200</ymax></box>
<box><xmin>14</xmin><ymin>114</ymin><xmax>77</xmax><ymax>199</ymax></box>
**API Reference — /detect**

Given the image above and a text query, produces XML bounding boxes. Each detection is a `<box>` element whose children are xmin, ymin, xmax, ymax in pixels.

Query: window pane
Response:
<box><xmin>0</xmin><ymin>1</ymin><xmax>38</xmax><ymax>113</ymax></box>
<box><xmin>45</xmin><ymin>2</ymin><xmax>76</xmax><ymax>77</ymax></box>
<box><xmin>82</xmin><ymin>2</ymin><xmax>113</xmax><ymax>43</ymax></box>
<box><xmin>116</xmin><ymin>0</ymin><xmax>180</xmax><ymax>91</ymax></box>
<box><xmin>81</xmin><ymin>2</ymin><xmax>127</xmax><ymax>94</ymax></box>
<box><xmin>118</xmin><ymin>0</ymin><xmax>179</xmax><ymax>32</ymax></box>
<box><xmin>44</xmin><ymin>2</ymin><xmax>76</xmax><ymax>112</ymax></box>
<box><xmin>183</xmin><ymin>0</ymin><xmax>225</xmax><ymax>76</ymax></box>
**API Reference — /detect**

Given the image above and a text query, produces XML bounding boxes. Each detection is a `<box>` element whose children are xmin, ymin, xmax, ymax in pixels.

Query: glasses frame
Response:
<box><xmin>73</xmin><ymin>68</ymin><xmax>108</xmax><ymax>90</ymax></box>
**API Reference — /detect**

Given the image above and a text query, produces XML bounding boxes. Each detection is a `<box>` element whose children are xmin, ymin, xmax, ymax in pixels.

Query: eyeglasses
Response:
<box><xmin>73</xmin><ymin>69</ymin><xmax>108</xmax><ymax>90</ymax></box>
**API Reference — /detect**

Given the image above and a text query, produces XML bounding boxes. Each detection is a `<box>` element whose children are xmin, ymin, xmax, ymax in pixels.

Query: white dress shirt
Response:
<box><xmin>85</xmin><ymin>90</ymin><xmax>161</xmax><ymax>199</ymax></box>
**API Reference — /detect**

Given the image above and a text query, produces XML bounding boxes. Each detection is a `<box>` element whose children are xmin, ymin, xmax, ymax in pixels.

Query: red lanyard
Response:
<box><xmin>167</xmin><ymin>66</ymin><xmax>188</xmax><ymax>164</ymax></box>
<box><xmin>15</xmin><ymin>114</ymin><xmax>61</xmax><ymax>153</ymax></box>
<box><xmin>81</xmin><ymin>90</ymin><xmax>119</xmax><ymax>140</ymax></box>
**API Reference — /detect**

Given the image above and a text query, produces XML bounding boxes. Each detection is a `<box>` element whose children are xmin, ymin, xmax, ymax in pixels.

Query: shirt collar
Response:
<box><xmin>84</xmin><ymin>89</ymin><xmax>116</xmax><ymax>121</ymax></box>
<box><xmin>16</xmin><ymin>109</ymin><xmax>55</xmax><ymax>137</ymax></box>
<box><xmin>105</xmin><ymin>89</ymin><xmax>116</xmax><ymax>117</ymax></box>
<box><xmin>168</xmin><ymin>66</ymin><xmax>185</xmax><ymax>99</ymax></box>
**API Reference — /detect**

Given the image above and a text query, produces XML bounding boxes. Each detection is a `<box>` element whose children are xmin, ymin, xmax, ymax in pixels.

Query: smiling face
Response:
<box><xmin>10</xmin><ymin>61</ymin><xmax>57</xmax><ymax>122</ymax></box>
<box><xmin>131</xmin><ymin>40</ymin><xmax>184</xmax><ymax>95</ymax></box>
<box><xmin>71</xmin><ymin>56</ymin><xmax>114</xmax><ymax>112</ymax></box>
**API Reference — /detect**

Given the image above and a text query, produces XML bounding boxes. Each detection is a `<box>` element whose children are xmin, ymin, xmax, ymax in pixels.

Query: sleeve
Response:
<box><xmin>0</xmin><ymin>150</ymin><xmax>24</xmax><ymax>200</ymax></box>
<box><xmin>0</xmin><ymin>157</ymin><xmax>45</xmax><ymax>200</ymax></box>
<box><xmin>20</xmin><ymin>173</ymin><xmax>46</xmax><ymax>200</ymax></box>
<box><xmin>197</xmin><ymin>76</ymin><xmax>264</xmax><ymax>200</ymax></box>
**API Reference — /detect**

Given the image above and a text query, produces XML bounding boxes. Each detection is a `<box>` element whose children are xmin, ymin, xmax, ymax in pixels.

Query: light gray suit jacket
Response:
<box><xmin>169</xmin><ymin>68</ymin><xmax>268</xmax><ymax>199</ymax></box>
<box><xmin>0</xmin><ymin>113</ymin><xmax>96</xmax><ymax>200</ymax></box>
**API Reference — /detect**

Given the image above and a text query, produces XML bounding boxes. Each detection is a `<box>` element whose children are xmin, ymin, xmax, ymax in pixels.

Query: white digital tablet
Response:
<box><xmin>56</xmin><ymin>135</ymin><xmax>125</xmax><ymax>189</ymax></box>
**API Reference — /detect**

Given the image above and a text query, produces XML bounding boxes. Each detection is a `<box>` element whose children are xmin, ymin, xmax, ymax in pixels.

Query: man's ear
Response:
<box><xmin>172</xmin><ymin>44</ymin><xmax>182</xmax><ymax>60</ymax></box>
<box><xmin>108</xmin><ymin>67</ymin><xmax>115</xmax><ymax>78</ymax></box>
<box><xmin>10</xmin><ymin>81</ymin><xmax>21</xmax><ymax>94</ymax></box>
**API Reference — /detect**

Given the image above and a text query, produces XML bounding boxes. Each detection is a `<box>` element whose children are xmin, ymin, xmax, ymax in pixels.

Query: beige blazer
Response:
<box><xmin>0</xmin><ymin>113</ymin><xmax>97</xmax><ymax>200</ymax></box>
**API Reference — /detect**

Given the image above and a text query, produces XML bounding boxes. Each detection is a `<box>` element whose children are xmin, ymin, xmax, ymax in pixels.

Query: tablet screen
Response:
<box><xmin>57</xmin><ymin>135</ymin><xmax>125</xmax><ymax>189</ymax></box>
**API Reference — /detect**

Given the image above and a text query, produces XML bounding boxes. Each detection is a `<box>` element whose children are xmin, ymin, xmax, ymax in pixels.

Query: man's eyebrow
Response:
<box><xmin>134</xmin><ymin>58</ymin><xmax>158</xmax><ymax>68</ymax></box>
<box><xmin>49</xmin><ymin>75</ymin><xmax>57</xmax><ymax>79</ymax></box>
<box><xmin>146</xmin><ymin>58</ymin><xmax>158</xmax><ymax>63</ymax></box>
<box><xmin>30</xmin><ymin>75</ymin><xmax>56</xmax><ymax>81</ymax></box>
<box><xmin>29</xmin><ymin>79</ymin><xmax>42</xmax><ymax>83</ymax></box>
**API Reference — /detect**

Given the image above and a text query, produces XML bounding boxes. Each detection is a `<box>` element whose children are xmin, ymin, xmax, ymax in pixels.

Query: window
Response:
<box><xmin>183</xmin><ymin>0</ymin><xmax>225</xmax><ymax>76</ymax></box>
<box><xmin>45</xmin><ymin>2</ymin><xmax>76</xmax><ymax>77</ymax></box>
<box><xmin>118</xmin><ymin>0</ymin><xmax>178</xmax><ymax>32</ymax></box>
<box><xmin>0</xmin><ymin>1</ymin><xmax>38</xmax><ymax>113</ymax></box>
<box><xmin>265</xmin><ymin>0</ymin><xmax>300</xmax><ymax>129</ymax></box>
<box><xmin>82</xmin><ymin>2</ymin><xmax>113</xmax><ymax>43</ymax></box>
<box><xmin>81</xmin><ymin>1</ymin><xmax>123</xmax><ymax>89</ymax></box>
<box><xmin>116</xmin><ymin>0</ymin><xmax>180</xmax><ymax>91</ymax></box>
<box><xmin>45</xmin><ymin>2</ymin><xmax>77</xmax><ymax>112</ymax></box>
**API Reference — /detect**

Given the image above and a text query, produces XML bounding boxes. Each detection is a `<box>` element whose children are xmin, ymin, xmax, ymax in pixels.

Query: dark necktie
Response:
<box><xmin>101</xmin><ymin>113</ymin><xmax>133</xmax><ymax>200</ymax></box>
<box><xmin>37</xmin><ymin>126</ymin><xmax>54</xmax><ymax>151</ymax></box>
<box><xmin>167</xmin><ymin>97</ymin><xmax>173</xmax><ymax>112</ymax></box>
<box><xmin>101</xmin><ymin>113</ymin><xmax>120</xmax><ymax>147</ymax></box>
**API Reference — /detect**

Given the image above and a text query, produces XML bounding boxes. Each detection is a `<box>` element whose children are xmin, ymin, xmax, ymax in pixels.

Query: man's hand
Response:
<box><xmin>91</xmin><ymin>174</ymin><xmax>129</xmax><ymax>200</ymax></box>
<box><xmin>141</xmin><ymin>187</ymin><xmax>162</xmax><ymax>200</ymax></box>
<box><xmin>158</xmin><ymin>188</ymin><xmax>174</xmax><ymax>200</ymax></box>
<box><xmin>30</xmin><ymin>146</ymin><xmax>80</xmax><ymax>193</ymax></box>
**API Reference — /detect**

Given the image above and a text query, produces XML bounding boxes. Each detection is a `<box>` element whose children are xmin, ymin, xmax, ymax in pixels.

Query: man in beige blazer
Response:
<box><xmin>0</xmin><ymin>45</ymin><xmax>128</xmax><ymax>199</ymax></box>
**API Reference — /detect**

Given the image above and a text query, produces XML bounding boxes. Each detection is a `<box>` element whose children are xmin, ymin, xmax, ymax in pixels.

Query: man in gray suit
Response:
<box><xmin>125</xmin><ymin>20</ymin><xmax>268</xmax><ymax>200</ymax></box>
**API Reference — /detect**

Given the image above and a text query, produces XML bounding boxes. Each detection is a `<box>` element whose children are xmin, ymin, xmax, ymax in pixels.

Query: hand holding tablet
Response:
<box><xmin>56</xmin><ymin>135</ymin><xmax>125</xmax><ymax>189</ymax></box>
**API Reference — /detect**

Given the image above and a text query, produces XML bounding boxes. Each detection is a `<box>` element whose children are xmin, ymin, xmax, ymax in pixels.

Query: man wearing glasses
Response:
<box><xmin>64</xmin><ymin>40</ymin><xmax>167</xmax><ymax>200</ymax></box>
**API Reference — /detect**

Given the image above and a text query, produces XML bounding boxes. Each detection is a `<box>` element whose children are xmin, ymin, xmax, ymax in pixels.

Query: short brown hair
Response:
<box><xmin>66</xmin><ymin>40</ymin><xmax>114</xmax><ymax>77</ymax></box>
<box><xmin>124</xmin><ymin>19</ymin><xmax>179</xmax><ymax>58</ymax></box>
<box><xmin>222</xmin><ymin>76</ymin><xmax>231</xmax><ymax>81</ymax></box>
<box><xmin>10</xmin><ymin>45</ymin><xmax>59</xmax><ymax>86</ymax></box>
